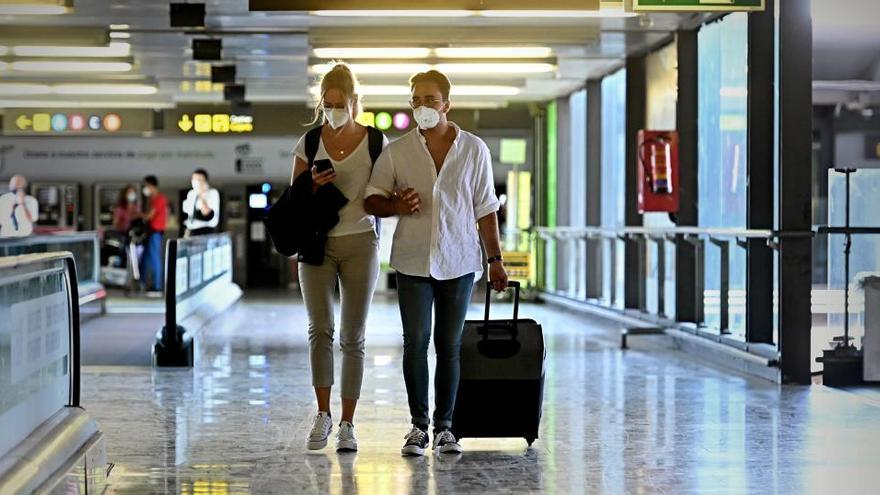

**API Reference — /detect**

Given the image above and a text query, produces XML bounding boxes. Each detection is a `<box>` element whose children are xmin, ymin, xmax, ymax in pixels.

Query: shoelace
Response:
<box><xmin>405</xmin><ymin>428</ymin><xmax>427</xmax><ymax>443</ymax></box>
<box><xmin>311</xmin><ymin>414</ymin><xmax>329</xmax><ymax>435</ymax></box>
<box><xmin>436</xmin><ymin>430</ymin><xmax>455</xmax><ymax>445</ymax></box>
<box><xmin>338</xmin><ymin>423</ymin><xmax>355</xmax><ymax>440</ymax></box>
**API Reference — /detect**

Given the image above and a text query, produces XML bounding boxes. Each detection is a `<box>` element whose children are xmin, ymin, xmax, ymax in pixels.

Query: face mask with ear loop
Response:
<box><xmin>323</xmin><ymin>106</ymin><xmax>351</xmax><ymax>129</ymax></box>
<box><xmin>413</xmin><ymin>106</ymin><xmax>442</xmax><ymax>130</ymax></box>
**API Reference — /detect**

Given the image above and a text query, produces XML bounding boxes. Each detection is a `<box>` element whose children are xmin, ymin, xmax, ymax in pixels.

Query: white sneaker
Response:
<box><xmin>401</xmin><ymin>427</ymin><xmax>429</xmax><ymax>456</ymax></box>
<box><xmin>306</xmin><ymin>412</ymin><xmax>333</xmax><ymax>450</ymax></box>
<box><xmin>336</xmin><ymin>421</ymin><xmax>358</xmax><ymax>452</ymax></box>
<box><xmin>432</xmin><ymin>429</ymin><xmax>463</xmax><ymax>454</ymax></box>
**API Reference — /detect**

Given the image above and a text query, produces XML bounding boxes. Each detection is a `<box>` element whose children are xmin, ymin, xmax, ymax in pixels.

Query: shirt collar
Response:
<box><xmin>416</xmin><ymin>122</ymin><xmax>461</xmax><ymax>145</ymax></box>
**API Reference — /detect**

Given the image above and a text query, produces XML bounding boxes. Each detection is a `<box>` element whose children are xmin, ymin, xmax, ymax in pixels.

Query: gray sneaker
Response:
<box><xmin>306</xmin><ymin>412</ymin><xmax>333</xmax><ymax>450</ymax></box>
<box><xmin>336</xmin><ymin>421</ymin><xmax>358</xmax><ymax>452</ymax></box>
<box><xmin>432</xmin><ymin>429</ymin><xmax>463</xmax><ymax>454</ymax></box>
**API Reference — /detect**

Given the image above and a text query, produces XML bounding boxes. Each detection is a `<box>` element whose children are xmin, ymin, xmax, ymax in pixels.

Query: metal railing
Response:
<box><xmin>0</xmin><ymin>252</ymin><xmax>106</xmax><ymax>493</ymax></box>
<box><xmin>0</xmin><ymin>232</ymin><xmax>105</xmax><ymax>307</ymax></box>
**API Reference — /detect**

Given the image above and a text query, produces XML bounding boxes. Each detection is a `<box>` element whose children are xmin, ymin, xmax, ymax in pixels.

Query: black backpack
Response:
<box><xmin>304</xmin><ymin>125</ymin><xmax>385</xmax><ymax>169</ymax></box>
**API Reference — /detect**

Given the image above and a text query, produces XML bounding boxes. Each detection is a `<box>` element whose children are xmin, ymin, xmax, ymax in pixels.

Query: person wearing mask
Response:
<box><xmin>294</xmin><ymin>63</ymin><xmax>387</xmax><ymax>453</ymax></box>
<box><xmin>112</xmin><ymin>184</ymin><xmax>139</xmax><ymax>234</ymax></box>
<box><xmin>140</xmin><ymin>175</ymin><xmax>168</xmax><ymax>296</ymax></box>
<box><xmin>0</xmin><ymin>175</ymin><xmax>39</xmax><ymax>238</ymax></box>
<box><xmin>182</xmin><ymin>168</ymin><xmax>221</xmax><ymax>236</ymax></box>
<box><xmin>364</xmin><ymin>70</ymin><xmax>508</xmax><ymax>456</ymax></box>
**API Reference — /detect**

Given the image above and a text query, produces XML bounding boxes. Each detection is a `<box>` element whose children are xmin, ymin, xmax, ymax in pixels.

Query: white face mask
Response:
<box><xmin>126</xmin><ymin>192</ymin><xmax>138</xmax><ymax>203</ymax></box>
<box><xmin>323</xmin><ymin>107</ymin><xmax>350</xmax><ymax>129</ymax></box>
<box><xmin>413</xmin><ymin>106</ymin><xmax>441</xmax><ymax>130</ymax></box>
<box><xmin>142</xmin><ymin>187</ymin><xmax>152</xmax><ymax>197</ymax></box>
<box><xmin>191</xmin><ymin>180</ymin><xmax>201</xmax><ymax>191</ymax></box>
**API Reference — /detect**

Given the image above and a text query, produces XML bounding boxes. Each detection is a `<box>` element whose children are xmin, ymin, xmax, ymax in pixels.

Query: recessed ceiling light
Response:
<box><xmin>11</xmin><ymin>61</ymin><xmax>133</xmax><ymax>72</ymax></box>
<box><xmin>436</xmin><ymin>63</ymin><xmax>555</xmax><ymax>74</ymax></box>
<box><xmin>310</xmin><ymin>84</ymin><xmax>519</xmax><ymax>96</ymax></box>
<box><xmin>109</xmin><ymin>32</ymin><xmax>131</xmax><ymax>39</ymax></box>
<box><xmin>310</xmin><ymin>63</ymin><xmax>431</xmax><ymax>75</ymax></box>
<box><xmin>0</xmin><ymin>3</ymin><xmax>68</xmax><ymax>15</ymax></box>
<box><xmin>13</xmin><ymin>42</ymin><xmax>130</xmax><ymax>57</ymax></box>
<box><xmin>0</xmin><ymin>83</ymin><xmax>52</xmax><ymax>95</ymax></box>
<box><xmin>52</xmin><ymin>84</ymin><xmax>158</xmax><ymax>95</ymax></box>
<box><xmin>0</xmin><ymin>45</ymin><xmax>8</xmax><ymax>56</ymax></box>
<box><xmin>313</xmin><ymin>47</ymin><xmax>432</xmax><ymax>59</ymax></box>
<box><xmin>109</xmin><ymin>24</ymin><xmax>130</xmax><ymax>30</ymax></box>
<box><xmin>480</xmin><ymin>9</ymin><xmax>638</xmax><ymax>18</ymax></box>
<box><xmin>435</xmin><ymin>47</ymin><xmax>553</xmax><ymax>59</ymax></box>
<box><xmin>312</xmin><ymin>10</ymin><xmax>474</xmax><ymax>17</ymax></box>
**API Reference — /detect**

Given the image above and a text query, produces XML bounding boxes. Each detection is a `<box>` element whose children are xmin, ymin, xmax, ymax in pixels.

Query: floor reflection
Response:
<box><xmin>81</xmin><ymin>295</ymin><xmax>880</xmax><ymax>494</ymax></box>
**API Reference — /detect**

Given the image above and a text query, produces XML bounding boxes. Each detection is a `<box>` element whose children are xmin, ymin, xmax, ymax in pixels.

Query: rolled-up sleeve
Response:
<box><xmin>365</xmin><ymin>148</ymin><xmax>395</xmax><ymax>199</ymax></box>
<box><xmin>473</xmin><ymin>144</ymin><xmax>501</xmax><ymax>220</ymax></box>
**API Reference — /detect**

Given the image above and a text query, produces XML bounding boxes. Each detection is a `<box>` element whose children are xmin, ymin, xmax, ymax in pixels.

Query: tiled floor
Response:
<box><xmin>81</xmin><ymin>292</ymin><xmax>880</xmax><ymax>494</ymax></box>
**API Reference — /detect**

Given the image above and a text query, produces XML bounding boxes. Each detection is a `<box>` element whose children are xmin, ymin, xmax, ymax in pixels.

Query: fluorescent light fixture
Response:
<box><xmin>720</xmin><ymin>86</ymin><xmax>748</xmax><ymax>98</ymax></box>
<box><xmin>109</xmin><ymin>24</ymin><xmax>130</xmax><ymax>30</ymax></box>
<box><xmin>311</xmin><ymin>84</ymin><xmax>519</xmax><ymax>96</ymax></box>
<box><xmin>109</xmin><ymin>32</ymin><xmax>131</xmax><ymax>39</ymax></box>
<box><xmin>435</xmin><ymin>46</ymin><xmax>553</xmax><ymax>59</ymax></box>
<box><xmin>11</xmin><ymin>61</ymin><xmax>133</xmax><ymax>72</ymax></box>
<box><xmin>313</xmin><ymin>47</ymin><xmax>431</xmax><ymax>59</ymax></box>
<box><xmin>13</xmin><ymin>42</ymin><xmax>131</xmax><ymax>57</ymax></box>
<box><xmin>437</xmin><ymin>63</ymin><xmax>555</xmax><ymax>74</ymax></box>
<box><xmin>310</xmin><ymin>63</ymin><xmax>431</xmax><ymax>75</ymax></box>
<box><xmin>313</xmin><ymin>10</ymin><xmax>474</xmax><ymax>17</ymax></box>
<box><xmin>480</xmin><ymin>9</ymin><xmax>637</xmax><ymax>18</ymax></box>
<box><xmin>0</xmin><ymin>83</ymin><xmax>51</xmax><ymax>95</ymax></box>
<box><xmin>52</xmin><ymin>84</ymin><xmax>157</xmax><ymax>95</ymax></box>
<box><xmin>0</xmin><ymin>62</ymin><xmax>6</xmax><ymax>71</ymax></box>
<box><xmin>0</xmin><ymin>3</ymin><xmax>68</xmax><ymax>15</ymax></box>
<box><xmin>0</xmin><ymin>45</ymin><xmax>7</xmax><ymax>56</ymax></box>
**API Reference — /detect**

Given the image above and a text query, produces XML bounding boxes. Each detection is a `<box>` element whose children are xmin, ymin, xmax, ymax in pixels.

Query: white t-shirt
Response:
<box><xmin>365</xmin><ymin>125</ymin><xmax>500</xmax><ymax>281</ymax></box>
<box><xmin>183</xmin><ymin>188</ymin><xmax>221</xmax><ymax>230</ymax></box>
<box><xmin>293</xmin><ymin>131</ymin><xmax>388</xmax><ymax>237</ymax></box>
<box><xmin>0</xmin><ymin>192</ymin><xmax>39</xmax><ymax>238</ymax></box>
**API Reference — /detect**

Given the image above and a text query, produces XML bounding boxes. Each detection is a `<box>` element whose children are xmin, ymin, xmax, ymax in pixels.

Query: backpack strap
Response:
<box><xmin>366</xmin><ymin>126</ymin><xmax>385</xmax><ymax>167</ymax></box>
<box><xmin>304</xmin><ymin>125</ymin><xmax>323</xmax><ymax>167</ymax></box>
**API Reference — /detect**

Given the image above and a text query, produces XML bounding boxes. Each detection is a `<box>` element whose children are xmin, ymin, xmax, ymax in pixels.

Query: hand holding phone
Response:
<box><xmin>311</xmin><ymin>159</ymin><xmax>337</xmax><ymax>188</ymax></box>
<box><xmin>314</xmin><ymin>159</ymin><xmax>334</xmax><ymax>174</ymax></box>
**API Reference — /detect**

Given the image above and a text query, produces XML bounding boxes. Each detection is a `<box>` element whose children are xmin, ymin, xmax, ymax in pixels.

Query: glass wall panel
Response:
<box><xmin>601</xmin><ymin>69</ymin><xmax>627</xmax><ymax>308</ymax></box>
<box><xmin>569</xmin><ymin>89</ymin><xmax>588</xmax><ymax>299</ymax></box>
<box><xmin>698</xmin><ymin>13</ymin><xmax>749</xmax><ymax>336</ymax></box>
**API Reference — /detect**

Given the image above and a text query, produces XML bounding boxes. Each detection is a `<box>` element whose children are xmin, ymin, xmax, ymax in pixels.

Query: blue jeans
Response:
<box><xmin>141</xmin><ymin>232</ymin><xmax>164</xmax><ymax>291</ymax></box>
<box><xmin>397</xmin><ymin>272</ymin><xmax>475</xmax><ymax>430</ymax></box>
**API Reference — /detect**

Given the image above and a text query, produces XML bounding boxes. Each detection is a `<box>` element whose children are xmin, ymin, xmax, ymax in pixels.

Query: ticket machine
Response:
<box><xmin>94</xmin><ymin>183</ymin><xmax>136</xmax><ymax>230</ymax></box>
<box><xmin>30</xmin><ymin>182</ymin><xmax>80</xmax><ymax>232</ymax></box>
<box><xmin>245</xmin><ymin>183</ymin><xmax>284</xmax><ymax>287</ymax></box>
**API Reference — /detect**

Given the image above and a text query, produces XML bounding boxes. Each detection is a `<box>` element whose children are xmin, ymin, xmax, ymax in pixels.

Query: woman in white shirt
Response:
<box><xmin>182</xmin><ymin>168</ymin><xmax>221</xmax><ymax>236</ymax></box>
<box><xmin>293</xmin><ymin>63</ymin><xmax>386</xmax><ymax>453</ymax></box>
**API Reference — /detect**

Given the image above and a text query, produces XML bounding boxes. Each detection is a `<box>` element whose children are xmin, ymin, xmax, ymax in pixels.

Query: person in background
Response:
<box><xmin>182</xmin><ymin>168</ymin><xmax>221</xmax><ymax>237</ymax></box>
<box><xmin>113</xmin><ymin>184</ymin><xmax>139</xmax><ymax>234</ymax></box>
<box><xmin>140</xmin><ymin>175</ymin><xmax>168</xmax><ymax>296</ymax></box>
<box><xmin>0</xmin><ymin>175</ymin><xmax>39</xmax><ymax>238</ymax></box>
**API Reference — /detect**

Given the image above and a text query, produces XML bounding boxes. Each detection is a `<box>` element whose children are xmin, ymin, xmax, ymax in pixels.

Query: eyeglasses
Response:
<box><xmin>409</xmin><ymin>96</ymin><xmax>445</xmax><ymax>108</ymax></box>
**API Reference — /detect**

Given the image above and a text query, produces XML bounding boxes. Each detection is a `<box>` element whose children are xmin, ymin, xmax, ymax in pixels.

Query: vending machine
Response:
<box><xmin>245</xmin><ymin>183</ymin><xmax>284</xmax><ymax>287</ymax></box>
<box><xmin>637</xmin><ymin>130</ymin><xmax>680</xmax><ymax>214</ymax></box>
<box><xmin>94</xmin><ymin>183</ymin><xmax>136</xmax><ymax>230</ymax></box>
<box><xmin>30</xmin><ymin>182</ymin><xmax>80</xmax><ymax>232</ymax></box>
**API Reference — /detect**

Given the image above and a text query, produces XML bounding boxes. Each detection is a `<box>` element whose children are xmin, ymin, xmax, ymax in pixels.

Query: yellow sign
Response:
<box><xmin>15</xmin><ymin>115</ymin><xmax>32</xmax><ymax>130</ymax></box>
<box><xmin>33</xmin><ymin>113</ymin><xmax>51</xmax><ymax>132</ymax></box>
<box><xmin>176</xmin><ymin>113</ymin><xmax>253</xmax><ymax>134</ymax></box>
<box><xmin>178</xmin><ymin>114</ymin><xmax>194</xmax><ymax>132</ymax></box>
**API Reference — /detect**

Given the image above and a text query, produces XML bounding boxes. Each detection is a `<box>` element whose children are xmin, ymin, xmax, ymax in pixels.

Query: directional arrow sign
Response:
<box><xmin>178</xmin><ymin>114</ymin><xmax>194</xmax><ymax>132</ymax></box>
<box><xmin>15</xmin><ymin>115</ymin><xmax>33</xmax><ymax>130</ymax></box>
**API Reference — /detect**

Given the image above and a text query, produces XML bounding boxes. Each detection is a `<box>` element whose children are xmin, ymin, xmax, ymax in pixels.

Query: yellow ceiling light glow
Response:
<box><xmin>436</xmin><ymin>62</ymin><xmax>555</xmax><ymax>74</ymax></box>
<box><xmin>11</xmin><ymin>61</ymin><xmax>133</xmax><ymax>72</ymax></box>
<box><xmin>52</xmin><ymin>84</ymin><xmax>158</xmax><ymax>95</ymax></box>
<box><xmin>312</xmin><ymin>10</ymin><xmax>474</xmax><ymax>17</ymax></box>
<box><xmin>0</xmin><ymin>3</ymin><xmax>69</xmax><ymax>15</ymax></box>
<box><xmin>480</xmin><ymin>9</ymin><xmax>637</xmax><ymax>18</ymax></box>
<box><xmin>12</xmin><ymin>42</ymin><xmax>131</xmax><ymax>57</ymax></box>
<box><xmin>0</xmin><ymin>46</ymin><xmax>8</xmax><ymax>56</ymax></box>
<box><xmin>434</xmin><ymin>47</ymin><xmax>553</xmax><ymax>59</ymax></box>
<box><xmin>313</xmin><ymin>47</ymin><xmax>431</xmax><ymax>59</ymax></box>
<box><xmin>310</xmin><ymin>63</ymin><xmax>431</xmax><ymax>75</ymax></box>
<box><xmin>0</xmin><ymin>83</ymin><xmax>52</xmax><ymax>95</ymax></box>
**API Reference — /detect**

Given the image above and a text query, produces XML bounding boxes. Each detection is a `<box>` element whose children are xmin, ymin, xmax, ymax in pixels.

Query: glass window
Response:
<box><xmin>568</xmin><ymin>89</ymin><xmax>588</xmax><ymax>299</ymax></box>
<box><xmin>601</xmin><ymin>69</ymin><xmax>627</xmax><ymax>308</ymax></box>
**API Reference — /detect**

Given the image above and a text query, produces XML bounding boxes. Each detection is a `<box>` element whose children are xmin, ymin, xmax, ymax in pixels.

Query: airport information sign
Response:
<box><xmin>3</xmin><ymin>109</ymin><xmax>152</xmax><ymax>135</ymax></box>
<box><xmin>630</xmin><ymin>0</ymin><xmax>764</xmax><ymax>12</ymax></box>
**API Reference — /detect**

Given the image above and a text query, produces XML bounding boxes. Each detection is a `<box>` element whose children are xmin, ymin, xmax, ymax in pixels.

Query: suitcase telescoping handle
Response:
<box><xmin>481</xmin><ymin>280</ymin><xmax>521</xmax><ymax>339</ymax></box>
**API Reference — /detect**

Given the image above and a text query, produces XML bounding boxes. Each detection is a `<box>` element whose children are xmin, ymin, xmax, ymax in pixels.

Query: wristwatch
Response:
<box><xmin>487</xmin><ymin>255</ymin><xmax>504</xmax><ymax>264</ymax></box>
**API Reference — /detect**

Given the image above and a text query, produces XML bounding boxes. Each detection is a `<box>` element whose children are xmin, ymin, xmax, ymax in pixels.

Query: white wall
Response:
<box><xmin>836</xmin><ymin>132</ymin><xmax>880</xmax><ymax>169</ymax></box>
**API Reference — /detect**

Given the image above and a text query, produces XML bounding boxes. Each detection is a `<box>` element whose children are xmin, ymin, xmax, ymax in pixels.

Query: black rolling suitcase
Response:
<box><xmin>452</xmin><ymin>281</ymin><xmax>546</xmax><ymax>446</ymax></box>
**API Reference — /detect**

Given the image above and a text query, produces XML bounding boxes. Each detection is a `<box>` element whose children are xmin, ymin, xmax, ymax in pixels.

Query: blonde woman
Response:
<box><xmin>292</xmin><ymin>63</ymin><xmax>387</xmax><ymax>452</ymax></box>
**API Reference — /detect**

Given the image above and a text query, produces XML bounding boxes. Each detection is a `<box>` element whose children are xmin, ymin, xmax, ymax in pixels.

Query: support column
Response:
<box><xmin>675</xmin><ymin>30</ymin><xmax>700</xmax><ymax>323</ymax></box>
<box><xmin>625</xmin><ymin>55</ymin><xmax>647</xmax><ymax>311</ymax></box>
<box><xmin>747</xmin><ymin>0</ymin><xmax>776</xmax><ymax>344</ymax></box>
<box><xmin>778</xmin><ymin>0</ymin><xmax>813</xmax><ymax>384</ymax></box>
<box><xmin>586</xmin><ymin>79</ymin><xmax>603</xmax><ymax>300</ymax></box>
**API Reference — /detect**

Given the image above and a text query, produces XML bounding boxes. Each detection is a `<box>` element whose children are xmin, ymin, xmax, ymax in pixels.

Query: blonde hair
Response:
<box><xmin>309</xmin><ymin>62</ymin><xmax>361</xmax><ymax>126</ymax></box>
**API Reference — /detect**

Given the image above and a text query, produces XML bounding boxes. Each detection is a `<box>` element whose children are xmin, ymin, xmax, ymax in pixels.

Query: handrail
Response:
<box><xmin>534</xmin><ymin>225</ymin><xmax>776</xmax><ymax>239</ymax></box>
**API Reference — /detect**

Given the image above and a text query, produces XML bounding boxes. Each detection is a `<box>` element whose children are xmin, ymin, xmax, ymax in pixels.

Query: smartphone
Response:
<box><xmin>314</xmin><ymin>159</ymin><xmax>334</xmax><ymax>174</ymax></box>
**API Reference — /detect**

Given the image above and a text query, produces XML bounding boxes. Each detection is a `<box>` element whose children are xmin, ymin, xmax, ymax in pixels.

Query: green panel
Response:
<box><xmin>632</xmin><ymin>0</ymin><xmax>764</xmax><ymax>11</ymax></box>
<box><xmin>546</xmin><ymin>102</ymin><xmax>557</xmax><ymax>291</ymax></box>
<box><xmin>500</xmin><ymin>138</ymin><xmax>528</xmax><ymax>165</ymax></box>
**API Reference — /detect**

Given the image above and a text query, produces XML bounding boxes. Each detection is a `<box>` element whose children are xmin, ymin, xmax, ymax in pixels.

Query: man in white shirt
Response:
<box><xmin>182</xmin><ymin>168</ymin><xmax>221</xmax><ymax>236</ymax></box>
<box><xmin>365</xmin><ymin>70</ymin><xmax>508</xmax><ymax>457</ymax></box>
<box><xmin>0</xmin><ymin>175</ymin><xmax>39</xmax><ymax>238</ymax></box>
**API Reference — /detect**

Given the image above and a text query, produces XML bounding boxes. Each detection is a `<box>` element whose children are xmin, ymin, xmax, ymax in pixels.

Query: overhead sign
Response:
<box><xmin>177</xmin><ymin>113</ymin><xmax>254</xmax><ymax>134</ymax></box>
<box><xmin>250</xmin><ymin>0</ymin><xmax>600</xmax><ymax>11</ymax></box>
<box><xmin>4</xmin><ymin>109</ymin><xmax>152</xmax><ymax>135</ymax></box>
<box><xmin>630</xmin><ymin>0</ymin><xmax>764</xmax><ymax>12</ymax></box>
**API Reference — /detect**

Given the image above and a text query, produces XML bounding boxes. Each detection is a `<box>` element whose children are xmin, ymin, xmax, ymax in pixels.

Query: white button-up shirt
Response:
<box><xmin>366</xmin><ymin>125</ymin><xmax>500</xmax><ymax>281</ymax></box>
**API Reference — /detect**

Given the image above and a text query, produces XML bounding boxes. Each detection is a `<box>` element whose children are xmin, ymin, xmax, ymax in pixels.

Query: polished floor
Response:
<box><xmin>81</xmin><ymin>291</ymin><xmax>880</xmax><ymax>495</ymax></box>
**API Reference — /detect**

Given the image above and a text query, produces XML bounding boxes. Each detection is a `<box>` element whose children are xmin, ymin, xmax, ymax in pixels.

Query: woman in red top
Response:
<box><xmin>112</xmin><ymin>185</ymin><xmax>139</xmax><ymax>233</ymax></box>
